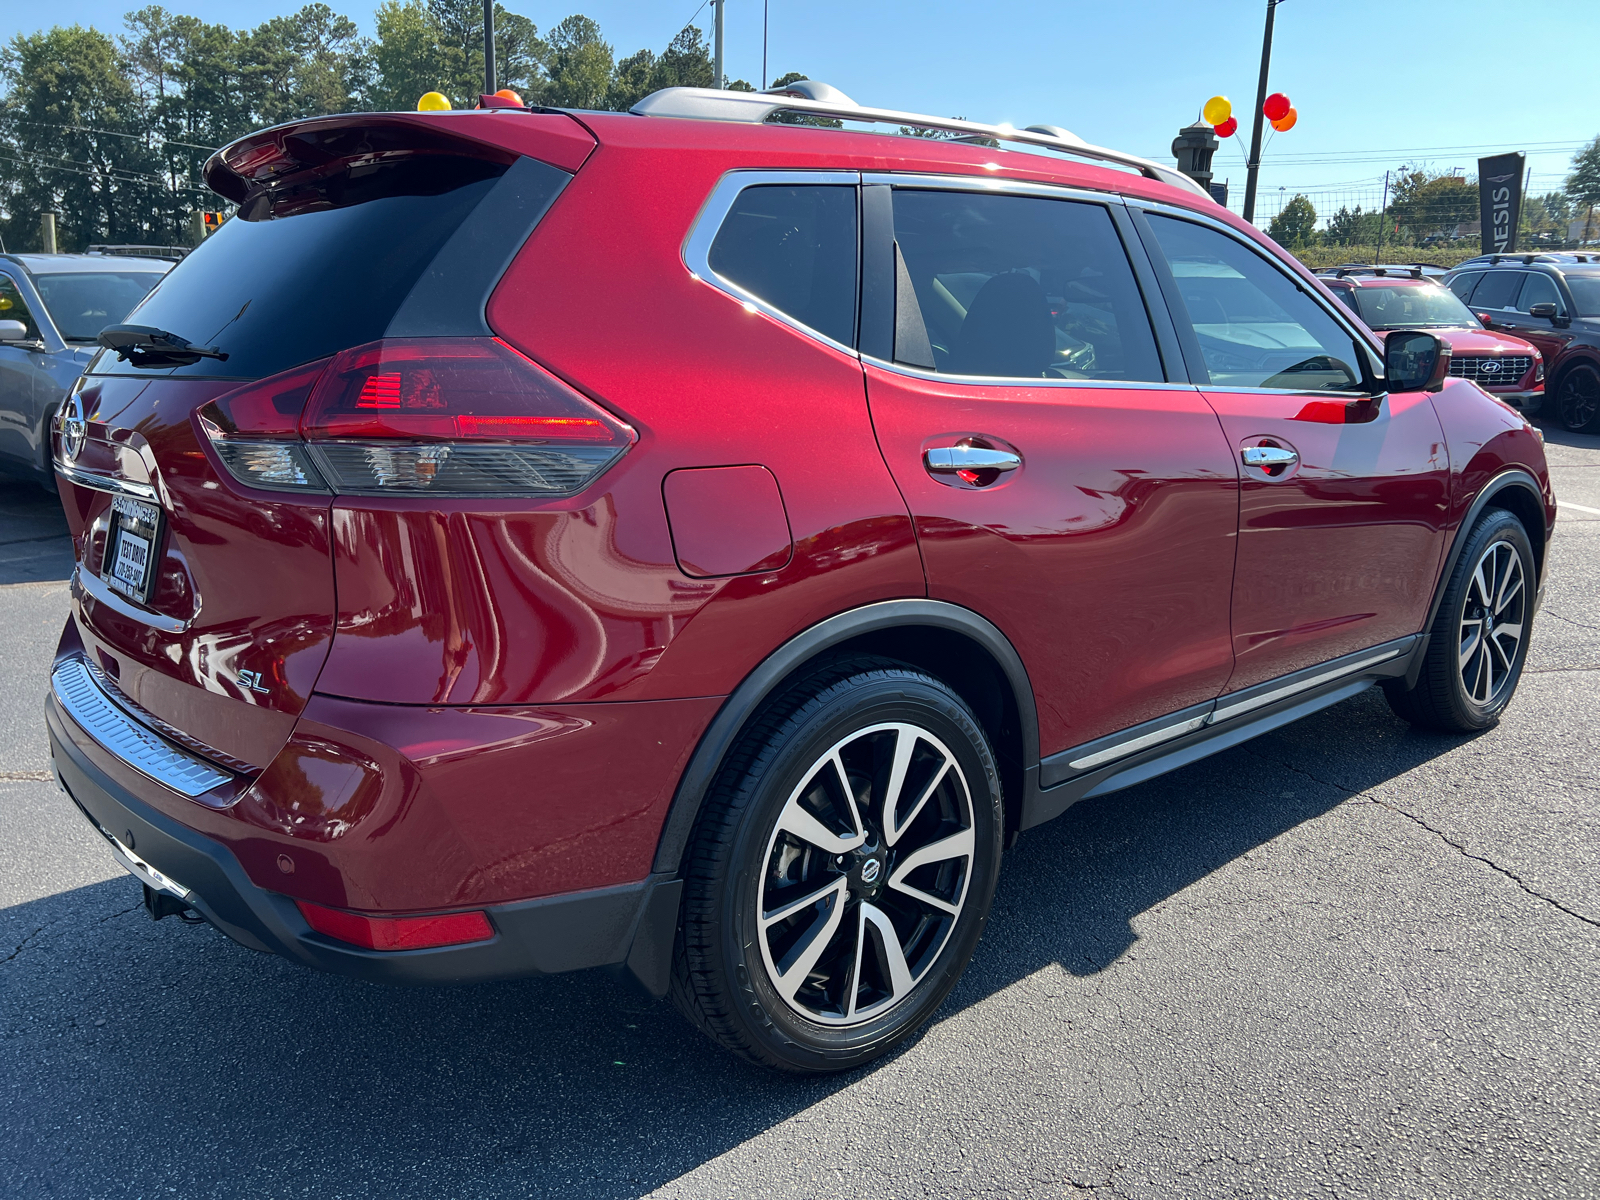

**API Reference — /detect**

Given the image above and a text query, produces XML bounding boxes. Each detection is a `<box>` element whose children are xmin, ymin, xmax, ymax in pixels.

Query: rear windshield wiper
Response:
<box><xmin>98</xmin><ymin>324</ymin><xmax>230</xmax><ymax>368</ymax></box>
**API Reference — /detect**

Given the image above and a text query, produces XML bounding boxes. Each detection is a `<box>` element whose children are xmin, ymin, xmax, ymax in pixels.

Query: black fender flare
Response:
<box><xmin>649</xmin><ymin>598</ymin><xmax>1040</xmax><ymax>876</ymax></box>
<box><xmin>1404</xmin><ymin>466</ymin><xmax>1548</xmax><ymax>688</ymax></box>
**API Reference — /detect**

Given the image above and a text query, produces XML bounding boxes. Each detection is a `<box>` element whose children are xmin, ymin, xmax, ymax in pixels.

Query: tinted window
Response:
<box><xmin>93</xmin><ymin>155</ymin><xmax>507</xmax><ymax>380</ymax></box>
<box><xmin>0</xmin><ymin>274</ymin><xmax>39</xmax><ymax>339</ymax></box>
<box><xmin>32</xmin><ymin>272</ymin><xmax>163</xmax><ymax>341</ymax></box>
<box><xmin>1467</xmin><ymin>270</ymin><xmax>1523</xmax><ymax>311</ymax></box>
<box><xmin>1146</xmin><ymin>215</ymin><xmax>1366</xmax><ymax>391</ymax></box>
<box><xmin>1565</xmin><ymin>274</ymin><xmax>1600</xmax><ymax>316</ymax></box>
<box><xmin>1448</xmin><ymin>271</ymin><xmax>1483</xmax><ymax>302</ymax></box>
<box><xmin>708</xmin><ymin>185</ymin><xmax>858</xmax><ymax>347</ymax></box>
<box><xmin>1516</xmin><ymin>272</ymin><xmax>1565</xmax><ymax>314</ymax></box>
<box><xmin>891</xmin><ymin>190</ymin><xmax>1163</xmax><ymax>382</ymax></box>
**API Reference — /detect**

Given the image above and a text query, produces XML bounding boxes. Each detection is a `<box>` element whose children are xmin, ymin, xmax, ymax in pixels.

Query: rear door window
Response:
<box><xmin>1466</xmin><ymin>270</ymin><xmax>1524</xmax><ymax>312</ymax></box>
<box><xmin>1144</xmin><ymin>214</ymin><xmax>1367</xmax><ymax>391</ymax></box>
<box><xmin>889</xmin><ymin>189</ymin><xmax>1164</xmax><ymax>382</ymax></box>
<box><xmin>708</xmin><ymin>185</ymin><xmax>859</xmax><ymax>348</ymax></box>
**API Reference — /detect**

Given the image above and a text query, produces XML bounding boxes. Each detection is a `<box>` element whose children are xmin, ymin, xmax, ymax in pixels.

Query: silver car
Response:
<box><xmin>0</xmin><ymin>253</ymin><xmax>172</xmax><ymax>487</ymax></box>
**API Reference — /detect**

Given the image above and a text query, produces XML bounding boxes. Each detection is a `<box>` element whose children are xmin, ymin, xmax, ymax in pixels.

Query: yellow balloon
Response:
<box><xmin>1202</xmin><ymin>95</ymin><xmax>1232</xmax><ymax>126</ymax></box>
<box><xmin>417</xmin><ymin>91</ymin><xmax>452</xmax><ymax>112</ymax></box>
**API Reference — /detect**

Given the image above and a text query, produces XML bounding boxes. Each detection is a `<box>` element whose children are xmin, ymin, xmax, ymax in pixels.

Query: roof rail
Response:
<box><xmin>629</xmin><ymin>82</ymin><xmax>1211</xmax><ymax>200</ymax></box>
<box><xmin>85</xmin><ymin>244</ymin><xmax>189</xmax><ymax>261</ymax></box>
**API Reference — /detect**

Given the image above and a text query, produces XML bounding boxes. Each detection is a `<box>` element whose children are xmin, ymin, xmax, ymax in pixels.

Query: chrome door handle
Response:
<box><xmin>924</xmin><ymin>446</ymin><xmax>1022</xmax><ymax>473</ymax></box>
<box><xmin>1241</xmin><ymin>445</ymin><xmax>1299</xmax><ymax>469</ymax></box>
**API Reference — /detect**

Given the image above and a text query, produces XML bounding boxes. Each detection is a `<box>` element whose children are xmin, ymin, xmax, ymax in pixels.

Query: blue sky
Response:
<box><xmin>6</xmin><ymin>0</ymin><xmax>1599</xmax><ymax>225</ymax></box>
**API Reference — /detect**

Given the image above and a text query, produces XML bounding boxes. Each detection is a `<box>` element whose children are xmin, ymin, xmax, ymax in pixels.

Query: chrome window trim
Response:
<box><xmin>54</xmin><ymin>461</ymin><xmax>158</xmax><ymax>501</ymax></box>
<box><xmin>861</xmin><ymin>171</ymin><xmax>1120</xmax><ymax>206</ymax></box>
<box><xmin>72</xmin><ymin>565</ymin><xmax>192</xmax><ymax>634</ymax></box>
<box><xmin>681</xmin><ymin>169</ymin><xmax>863</xmax><ymax>358</ymax></box>
<box><xmin>52</xmin><ymin>657</ymin><xmax>231</xmax><ymax>798</ymax></box>
<box><xmin>859</xmin><ymin>352</ymin><xmax>1201</xmax><ymax>392</ymax></box>
<box><xmin>1126</xmin><ymin>197</ymin><xmax>1388</xmax><ymax>384</ymax></box>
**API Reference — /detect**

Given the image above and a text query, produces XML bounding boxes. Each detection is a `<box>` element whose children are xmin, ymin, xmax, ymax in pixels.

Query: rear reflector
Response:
<box><xmin>197</xmin><ymin>338</ymin><xmax>634</xmax><ymax>497</ymax></box>
<box><xmin>296</xmin><ymin>900</ymin><xmax>494</xmax><ymax>950</ymax></box>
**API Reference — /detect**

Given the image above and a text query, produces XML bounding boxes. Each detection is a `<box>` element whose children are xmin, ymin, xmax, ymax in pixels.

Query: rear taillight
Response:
<box><xmin>197</xmin><ymin>338</ymin><xmax>634</xmax><ymax>497</ymax></box>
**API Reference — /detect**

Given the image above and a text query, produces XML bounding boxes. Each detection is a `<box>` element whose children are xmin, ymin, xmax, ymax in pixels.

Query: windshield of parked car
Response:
<box><xmin>1563</xmin><ymin>274</ymin><xmax>1600</xmax><ymax>316</ymax></box>
<box><xmin>1351</xmin><ymin>284</ymin><xmax>1478</xmax><ymax>330</ymax></box>
<box><xmin>32</xmin><ymin>271</ymin><xmax>164</xmax><ymax>340</ymax></box>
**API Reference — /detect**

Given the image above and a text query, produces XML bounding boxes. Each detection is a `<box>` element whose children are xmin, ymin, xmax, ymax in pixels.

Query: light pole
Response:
<box><xmin>1241</xmin><ymin>0</ymin><xmax>1284</xmax><ymax>225</ymax></box>
<box><xmin>712</xmin><ymin>0</ymin><xmax>726</xmax><ymax>89</ymax></box>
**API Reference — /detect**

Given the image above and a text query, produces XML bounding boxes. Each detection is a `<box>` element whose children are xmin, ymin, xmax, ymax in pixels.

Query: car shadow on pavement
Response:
<box><xmin>1</xmin><ymin>689</ymin><xmax>1471</xmax><ymax>1198</ymax></box>
<box><xmin>0</xmin><ymin>478</ymin><xmax>73</xmax><ymax>585</ymax></box>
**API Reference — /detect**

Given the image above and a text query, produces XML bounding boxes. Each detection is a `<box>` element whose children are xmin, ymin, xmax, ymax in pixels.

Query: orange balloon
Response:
<box><xmin>1271</xmin><ymin>107</ymin><xmax>1298</xmax><ymax>132</ymax></box>
<box><xmin>494</xmin><ymin>88</ymin><xmax>524</xmax><ymax>105</ymax></box>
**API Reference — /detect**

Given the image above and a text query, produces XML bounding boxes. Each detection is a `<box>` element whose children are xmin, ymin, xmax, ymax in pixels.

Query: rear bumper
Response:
<box><xmin>47</xmin><ymin>697</ymin><xmax>681</xmax><ymax>991</ymax></box>
<box><xmin>1488</xmin><ymin>387</ymin><xmax>1543</xmax><ymax>408</ymax></box>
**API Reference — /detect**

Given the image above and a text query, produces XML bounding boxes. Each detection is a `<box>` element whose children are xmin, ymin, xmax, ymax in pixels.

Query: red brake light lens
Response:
<box><xmin>296</xmin><ymin>900</ymin><xmax>494</xmax><ymax>950</ymax></box>
<box><xmin>197</xmin><ymin>338</ymin><xmax>634</xmax><ymax>497</ymax></box>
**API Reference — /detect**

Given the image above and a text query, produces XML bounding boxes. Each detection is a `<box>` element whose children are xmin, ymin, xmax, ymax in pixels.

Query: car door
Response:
<box><xmin>1136</xmin><ymin>208</ymin><xmax>1451</xmax><ymax>693</ymax></box>
<box><xmin>859</xmin><ymin>178</ymin><xmax>1240</xmax><ymax>761</ymax></box>
<box><xmin>0</xmin><ymin>271</ymin><xmax>42</xmax><ymax>470</ymax></box>
<box><xmin>1492</xmin><ymin>271</ymin><xmax>1577</xmax><ymax>367</ymax></box>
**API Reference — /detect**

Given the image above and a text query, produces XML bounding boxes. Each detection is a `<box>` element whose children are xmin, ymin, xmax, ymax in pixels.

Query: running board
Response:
<box><xmin>1020</xmin><ymin>636</ymin><xmax>1419</xmax><ymax>830</ymax></box>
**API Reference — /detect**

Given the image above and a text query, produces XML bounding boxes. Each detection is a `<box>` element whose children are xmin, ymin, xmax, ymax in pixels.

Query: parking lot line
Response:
<box><xmin>1557</xmin><ymin>501</ymin><xmax>1600</xmax><ymax>515</ymax></box>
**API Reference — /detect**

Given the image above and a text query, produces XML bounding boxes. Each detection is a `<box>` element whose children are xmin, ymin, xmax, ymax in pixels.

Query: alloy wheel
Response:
<box><xmin>1558</xmin><ymin>368</ymin><xmax>1600</xmax><ymax>431</ymax></box>
<box><xmin>756</xmin><ymin>722</ymin><xmax>974</xmax><ymax>1026</ymax></box>
<box><xmin>1458</xmin><ymin>540</ymin><xmax>1526</xmax><ymax>706</ymax></box>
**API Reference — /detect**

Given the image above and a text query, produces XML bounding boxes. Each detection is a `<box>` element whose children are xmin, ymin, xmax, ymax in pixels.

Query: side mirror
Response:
<box><xmin>1527</xmin><ymin>301</ymin><xmax>1569</xmax><ymax>327</ymax></box>
<box><xmin>1384</xmin><ymin>330</ymin><xmax>1451</xmax><ymax>394</ymax></box>
<box><xmin>0</xmin><ymin>319</ymin><xmax>28</xmax><ymax>343</ymax></box>
<box><xmin>1477</xmin><ymin>312</ymin><xmax>1494</xmax><ymax>328</ymax></box>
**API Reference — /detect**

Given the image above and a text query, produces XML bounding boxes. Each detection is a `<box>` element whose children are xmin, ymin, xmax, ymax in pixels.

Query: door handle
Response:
<box><xmin>1241</xmin><ymin>445</ymin><xmax>1299</xmax><ymax>470</ymax></box>
<box><xmin>924</xmin><ymin>445</ymin><xmax>1022</xmax><ymax>473</ymax></box>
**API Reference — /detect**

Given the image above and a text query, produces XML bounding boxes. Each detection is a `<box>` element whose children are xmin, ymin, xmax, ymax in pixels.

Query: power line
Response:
<box><xmin>7</xmin><ymin>118</ymin><xmax>219</xmax><ymax>152</ymax></box>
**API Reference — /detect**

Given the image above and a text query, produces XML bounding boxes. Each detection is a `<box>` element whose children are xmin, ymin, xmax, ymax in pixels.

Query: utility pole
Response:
<box><xmin>482</xmin><ymin>0</ymin><xmax>495</xmax><ymax>96</ymax></box>
<box><xmin>1240</xmin><ymin>0</ymin><xmax>1282</xmax><ymax>225</ymax></box>
<box><xmin>1374</xmin><ymin>170</ymin><xmax>1390</xmax><ymax>265</ymax></box>
<box><xmin>712</xmin><ymin>0</ymin><xmax>726</xmax><ymax>89</ymax></box>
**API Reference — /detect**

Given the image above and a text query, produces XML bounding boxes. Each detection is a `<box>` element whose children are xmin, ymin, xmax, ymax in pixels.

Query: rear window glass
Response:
<box><xmin>91</xmin><ymin>156</ymin><xmax>506</xmax><ymax>380</ymax></box>
<box><xmin>33</xmin><ymin>272</ymin><xmax>164</xmax><ymax>341</ymax></box>
<box><xmin>1565</xmin><ymin>274</ymin><xmax>1600</xmax><ymax>316</ymax></box>
<box><xmin>708</xmin><ymin>185</ymin><xmax>859</xmax><ymax>347</ymax></box>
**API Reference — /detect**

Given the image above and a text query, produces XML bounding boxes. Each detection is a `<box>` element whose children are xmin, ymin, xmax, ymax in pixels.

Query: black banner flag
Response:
<box><xmin>1478</xmin><ymin>152</ymin><xmax>1526</xmax><ymax>255</ymax></box>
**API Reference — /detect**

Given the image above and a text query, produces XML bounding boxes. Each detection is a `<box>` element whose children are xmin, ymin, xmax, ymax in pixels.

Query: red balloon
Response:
<box><xmin>1263</xmin><ymin>92</ymin><xmax>1291</xmax><ymax>121</ymax></box>
<box><xmin>1214</xmin><ymin>116</ymin><xmax>1238</xmax><ymax>138</ymax></box>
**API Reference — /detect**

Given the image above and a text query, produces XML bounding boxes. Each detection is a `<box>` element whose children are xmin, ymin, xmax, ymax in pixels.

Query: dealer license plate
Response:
<box><xmin>102</xmin><ymin>495</ymin><xmax>162</xmax><ymax>604</ymax></box>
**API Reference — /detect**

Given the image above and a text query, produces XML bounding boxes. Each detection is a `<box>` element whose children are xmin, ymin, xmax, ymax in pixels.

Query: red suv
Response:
<box><xmin>47</xmin><ymin>82</ymin><xmax>1555</xmax><ymax>1073</ymax></box>
<box><xmin>1317</xmin><ymin>267</ymin><xmax>1546</xmax><ymax>411</ymax></box>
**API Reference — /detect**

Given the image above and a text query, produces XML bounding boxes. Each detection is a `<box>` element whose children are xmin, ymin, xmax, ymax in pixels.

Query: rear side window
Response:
<box><xmin>1448</xmin><ymin>271</ymin><xmax>1483</xmax><ymax>302</ymax></box>
<box><xmin>708</xmin><ymin>185</ymin><xmax>859</xmax><ymax>347</ymax></box>
<box><xmin>1515</xmin><ymin>272</ymin><xmax>1564</xmax><ymax>314</ymax></box>
<box><xmin>1466</xmin><ymin>270</ymin><xmax>1523</xmax><ymax>311</ymax></box>
<box><xmin>94</xmin><ymin>154</ymin><xmax>567</xmax><ymax>380</ymax></box>
<box><xmin>1145</xmin><ymin>214</ymin><xmax>1366</xmax><ymax>392</ymax></box>
<box><xmin>891</xmin><ymin>190</ymin><xmax>1163</xmax><ymax>382</ymax></box>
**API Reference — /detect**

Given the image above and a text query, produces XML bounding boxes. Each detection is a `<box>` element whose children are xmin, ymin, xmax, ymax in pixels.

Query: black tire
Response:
<box><xmin>671</xmin><ymin>657</ymin><xmax>1004</xmax><ymax>1073</ymax></box>
<box><xmin>1554</xmin><ymin>363</ymin><xmax>1600</xmax><ymax>433</ymax></box>
<box><xmin>1384</xmin><ymin>508</ymin><xmax>1535</xmax><ymax>733</ymax></box>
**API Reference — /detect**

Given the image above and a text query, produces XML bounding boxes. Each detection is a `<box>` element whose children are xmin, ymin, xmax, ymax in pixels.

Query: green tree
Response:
<box><xmin>243</xmin><ymin>4</ymin><xmax>369</xmax><ymax>127</ymax></box>
<box><xmin>1387</xmin><ymin>168</ymin><xmax>1477</xmax><ymax>241</ymax></box>
<box><xmin>1566</xmin><ymin>136</ymin><xmax>1600</xmax><ymax>246</ymax></box>
<box><xmin>1325</xmin><ymin>204</ymin><xmax>1379</xmax><ymax>247</ymax></box>
<box><xmin>768</xmin><ymin>70</ymin><xmax>842</xmax><ymax>128</ymax></box>
<box><xmin>1268</xmin><ymin>193</ymin><xmax>1317</xmax><ymax>248</ymax></box>
<box><xmin>1521</xmin><ymin>190</ymin><xmax>1573</xmax><ymax>246</ymax></box>
<box><xmin>544</xmin><ymin>15</ymin><xmax>611</xmax><ymax>109</ymax></box>
<box><xmin>368</xmin><ymin>0</ymin><xmax>545</xmax><ymax>112</ymax></box>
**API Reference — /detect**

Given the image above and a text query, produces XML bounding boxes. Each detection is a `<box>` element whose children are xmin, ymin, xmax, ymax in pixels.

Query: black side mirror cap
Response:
<box><xmin>1527</xmin><ymin>301</ymin><xmax>1568</xmax><ymax>326</ymax></box>
<box><xmin>1384</xmin><ymin>330</ymin><xmax>1451</xmax><ymax>394</ymax></box>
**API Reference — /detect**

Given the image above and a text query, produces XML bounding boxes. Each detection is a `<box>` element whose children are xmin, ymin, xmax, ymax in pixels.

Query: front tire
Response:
<box><xmin>1554</xmin><ymin>364</ymin><xmax>1600</xmax><ymax>432</ymax></box>
<box><xmin>1384</xmin><ymin>508</ymin><xmax>1535</xmax><ymax>733</ymax></box>
<box><xmin>671</xmin><ymin>659</ymin><xmax>1004</xmax><ymax>1073</ymax></box>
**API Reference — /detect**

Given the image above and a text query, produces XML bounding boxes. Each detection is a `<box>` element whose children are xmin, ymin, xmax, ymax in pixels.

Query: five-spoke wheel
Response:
<box><xmin>1556</xmin><ymin>364</ymin><xmax>1600</xmax><ymax>433</ymax></box>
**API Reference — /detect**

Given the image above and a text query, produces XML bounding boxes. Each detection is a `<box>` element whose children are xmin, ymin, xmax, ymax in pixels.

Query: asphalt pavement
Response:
<box><xmin>2</xmin><ymin>421</ymin><xmax>1597</xmax><ymax>1200</ymax></box>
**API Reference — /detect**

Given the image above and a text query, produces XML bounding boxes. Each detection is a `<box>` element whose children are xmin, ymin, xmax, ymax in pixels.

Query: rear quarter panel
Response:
<box><xmin>1429</xmin><ymin>377</ymin><xmax>1556</xmax><ymax>551</ymax></box>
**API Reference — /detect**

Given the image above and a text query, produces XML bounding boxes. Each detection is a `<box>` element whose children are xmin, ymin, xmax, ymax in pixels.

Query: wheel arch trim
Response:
<box><xmin>649</xmin><ymin>599</ymin><xmax>1039</xmax><ymax>875</ymax></box>
<box><xmin>1408</xmin><ymin>466</ymin><xmax>1547</xmax><ymax>688</ymax></box>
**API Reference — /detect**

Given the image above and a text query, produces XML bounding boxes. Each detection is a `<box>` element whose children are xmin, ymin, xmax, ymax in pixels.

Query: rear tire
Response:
<box><xmin>1554</xmin><ymin>364</ymin><xmax>1600</xmax><ymax>432</ymax></box>
<box><xmin>1384</xmin><ymin>508</ymin><xmax>1535</xmax><ymax>733</ymax></box>
<box><xmin>670</xmin><ymin>657</ymin><xmax>1004</xmax><ymax>1073</ymax></box>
